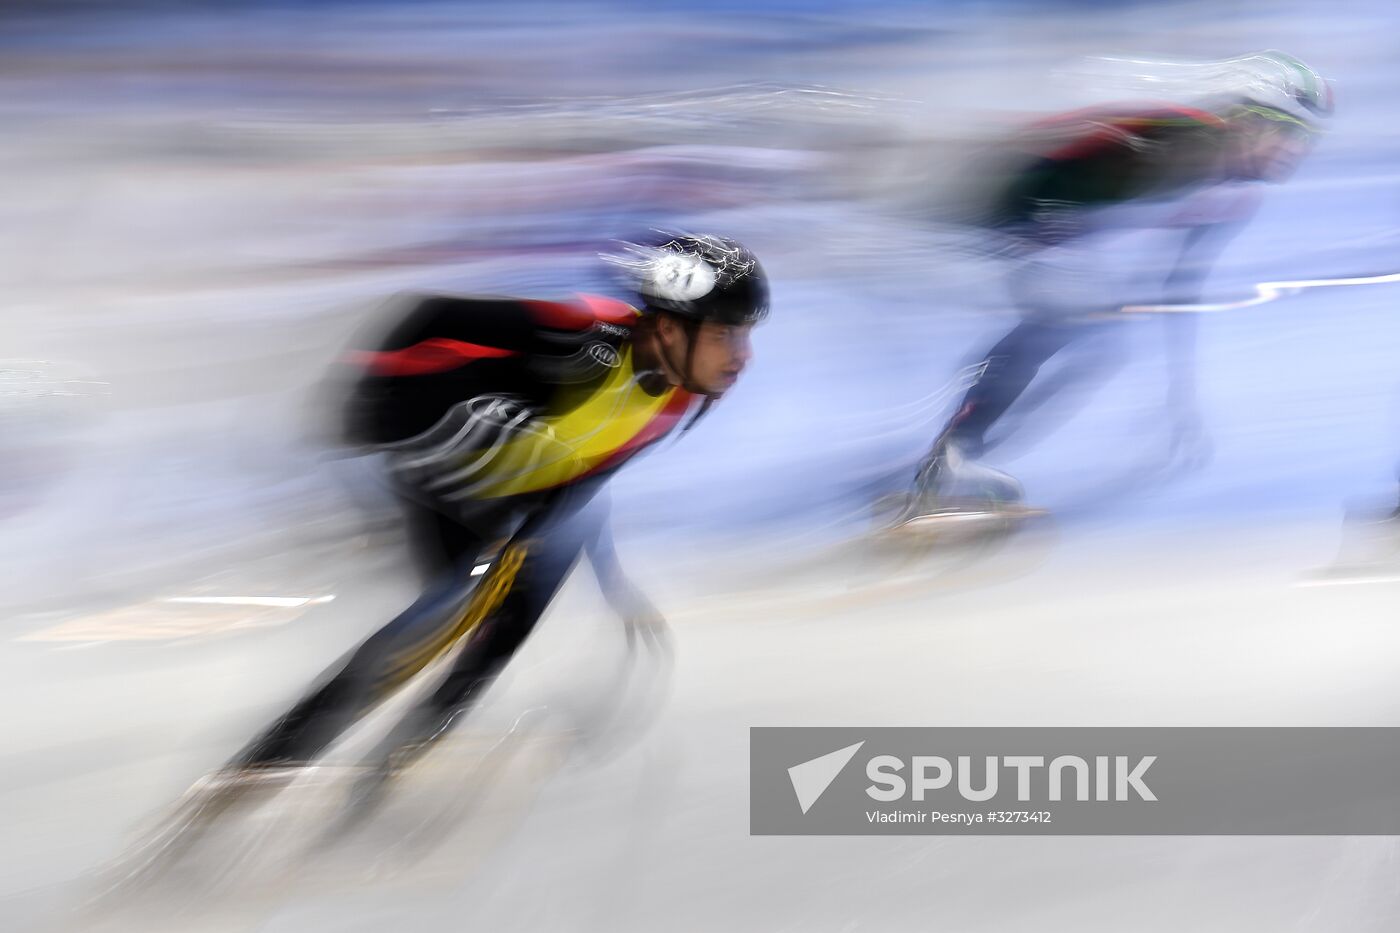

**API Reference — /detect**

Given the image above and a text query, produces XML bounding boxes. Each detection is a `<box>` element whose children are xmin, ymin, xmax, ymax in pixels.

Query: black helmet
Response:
<box><xmin>608</xmin><ymin>233</ymin><xmax>769</xmax><ymax>325</ymax></box>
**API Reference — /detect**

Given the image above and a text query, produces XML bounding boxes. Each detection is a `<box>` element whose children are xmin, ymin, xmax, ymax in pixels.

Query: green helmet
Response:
<box><xmin>1231</xmin><ymin>50</ymin><xmax>1334</xmax><ymax>126</ymax></box>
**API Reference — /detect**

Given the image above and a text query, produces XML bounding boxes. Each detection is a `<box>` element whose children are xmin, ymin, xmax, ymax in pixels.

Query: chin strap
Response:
<box><xmin>679</xmin><ymin>318</ymin><xmax>708</xmax><ymax>396</ymax></box>
<box><xmin>682</xmin><ymin>396</ymin><xmax>715</xmax><ymax>433</ymax></box>
<box><xmin>644</xmin><ymin>317</ymin><xmax>720</xmax><ymax>400</ymax></box>
<box><xmin>666</xmin><ymin>343</ymin><xmax>717</xmax><ymax>430</ymax></box>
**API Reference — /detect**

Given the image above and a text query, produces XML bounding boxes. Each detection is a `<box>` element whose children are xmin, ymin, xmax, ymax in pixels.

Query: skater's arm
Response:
<box><xmin>581</xmin><ymin>496</ymin><xmax>668</xmax><ymax>644</ymax></box>
<box><xmin>584</xmin><ymin>500</ymin><xmax>654</xmax><ymax>615</ymax></box>
<box><xmin>1160</xmin><ymin>220</ymin><xmax>1245</xmax><ymax>407</ymax></box>
<box><xmin>1157</xmin><ymin>219</ymin><xmax>1249</xmax><ymax>465</ymax></box>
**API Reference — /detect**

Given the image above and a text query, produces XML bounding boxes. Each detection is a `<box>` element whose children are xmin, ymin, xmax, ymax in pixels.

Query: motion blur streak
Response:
<box><xmin>165</xmin><ymin>596</ymin><xmax>337</xmax><ymax>608</ymax></box>
<box><xmin>6</xmin><ymin>1</ymin><xmax>1400</xmax><ymax>932</ymax></box>
<box><xmin>1125</xmin><ymin>269</ymin><xmax>1400</xmax><ymax>313</ymax></box>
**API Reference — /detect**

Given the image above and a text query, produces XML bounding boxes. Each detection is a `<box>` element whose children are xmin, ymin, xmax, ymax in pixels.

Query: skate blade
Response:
<box><xmin>303</xmin><ymin>765</ymin><xmax>406</xmax><ymax>855</ymax></box>
<box><xmin>1299</xmin><ymin>507</ymin><xmax>1400</xmax><ymax>586</ymax></box>
<box><xmin>85</xmin><ymin>769</ymin><xmax>308</xmax><ymax>913</ymax></box>
<box><xmin>889</xmin><ymin>504</ymin><xmax>1046</xmax><ymax>537</ymax></box>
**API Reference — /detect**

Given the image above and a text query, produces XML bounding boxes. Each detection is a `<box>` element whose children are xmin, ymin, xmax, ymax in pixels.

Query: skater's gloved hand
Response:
<box><xmin>618</xmin><ymin>589</ymin><xmax>673</xmax><ymax>656</ymax></box>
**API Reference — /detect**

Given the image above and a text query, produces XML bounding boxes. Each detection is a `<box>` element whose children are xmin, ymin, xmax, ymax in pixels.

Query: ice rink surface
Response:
<box><xmin>5</xmin><ymin>1</ymin><xmax>1400</xmax><ymax>929</ymax></box>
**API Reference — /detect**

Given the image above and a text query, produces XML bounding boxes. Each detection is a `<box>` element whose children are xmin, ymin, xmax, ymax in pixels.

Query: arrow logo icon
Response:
<box><xmin>788</xmin><ymin>741</ymin><xmax>865</xmax><ymax>814</ymax></box>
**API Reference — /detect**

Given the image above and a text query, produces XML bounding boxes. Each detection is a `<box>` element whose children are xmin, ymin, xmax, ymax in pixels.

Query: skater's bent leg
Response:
<box><xmin>229</xmin><ymin>546</ymin><xmax>487</xmax><ymax>770</ymax></box>
<box><xmin>982</xmin><ymin>318</ymin><xmax>1127</xmax><ymax>453</ymax></box>
<box><xmin>942</xmin><ymin>320</ymin><xmax>1079</xmax><ymax>455</ymax></box>
<box><xmin>367</xmin><ymin>518</ymin><xmax>587</xmax><ymax>768</ymax></box>
<box><xmin>400</xmin><ymin>496</ymin><xmax>488</xmax><ymax>587</ymax></box>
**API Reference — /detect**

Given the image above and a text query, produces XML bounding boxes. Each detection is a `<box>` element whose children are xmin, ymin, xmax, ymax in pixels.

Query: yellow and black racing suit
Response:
<box><xmin>231</xmin><ymin>292</ymin><xmax>699</xmax><ymax>771</ymax></box>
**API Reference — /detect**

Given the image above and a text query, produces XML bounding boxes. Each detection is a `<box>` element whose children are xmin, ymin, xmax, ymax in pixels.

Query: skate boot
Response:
<box><xmin>904</xmin><ymin>440</ymin><xmax>1025</xmax><ymax>520</ymax></box>
<box><xmin>1305</xmin><ymin>495</ymin><xmax>1400</xmax><ymax>585</ymax></box>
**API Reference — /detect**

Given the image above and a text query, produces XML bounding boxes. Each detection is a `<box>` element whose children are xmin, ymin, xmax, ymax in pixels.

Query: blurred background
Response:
<box><xmin>6</xmin><ymin>1</ymin><xmax>1400</xmax><ymax>930</ymax></box>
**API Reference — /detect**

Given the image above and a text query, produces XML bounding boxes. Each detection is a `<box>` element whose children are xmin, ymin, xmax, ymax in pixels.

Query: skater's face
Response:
<box><xmin>689</xmin><ymin>321</ymin><xmax>755</xmax><ymax>395</ymax></box>
<box><xmin>656</xmin><ymin>316</ymin><xmax>755</xmax><ymax>396</ymax></box>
